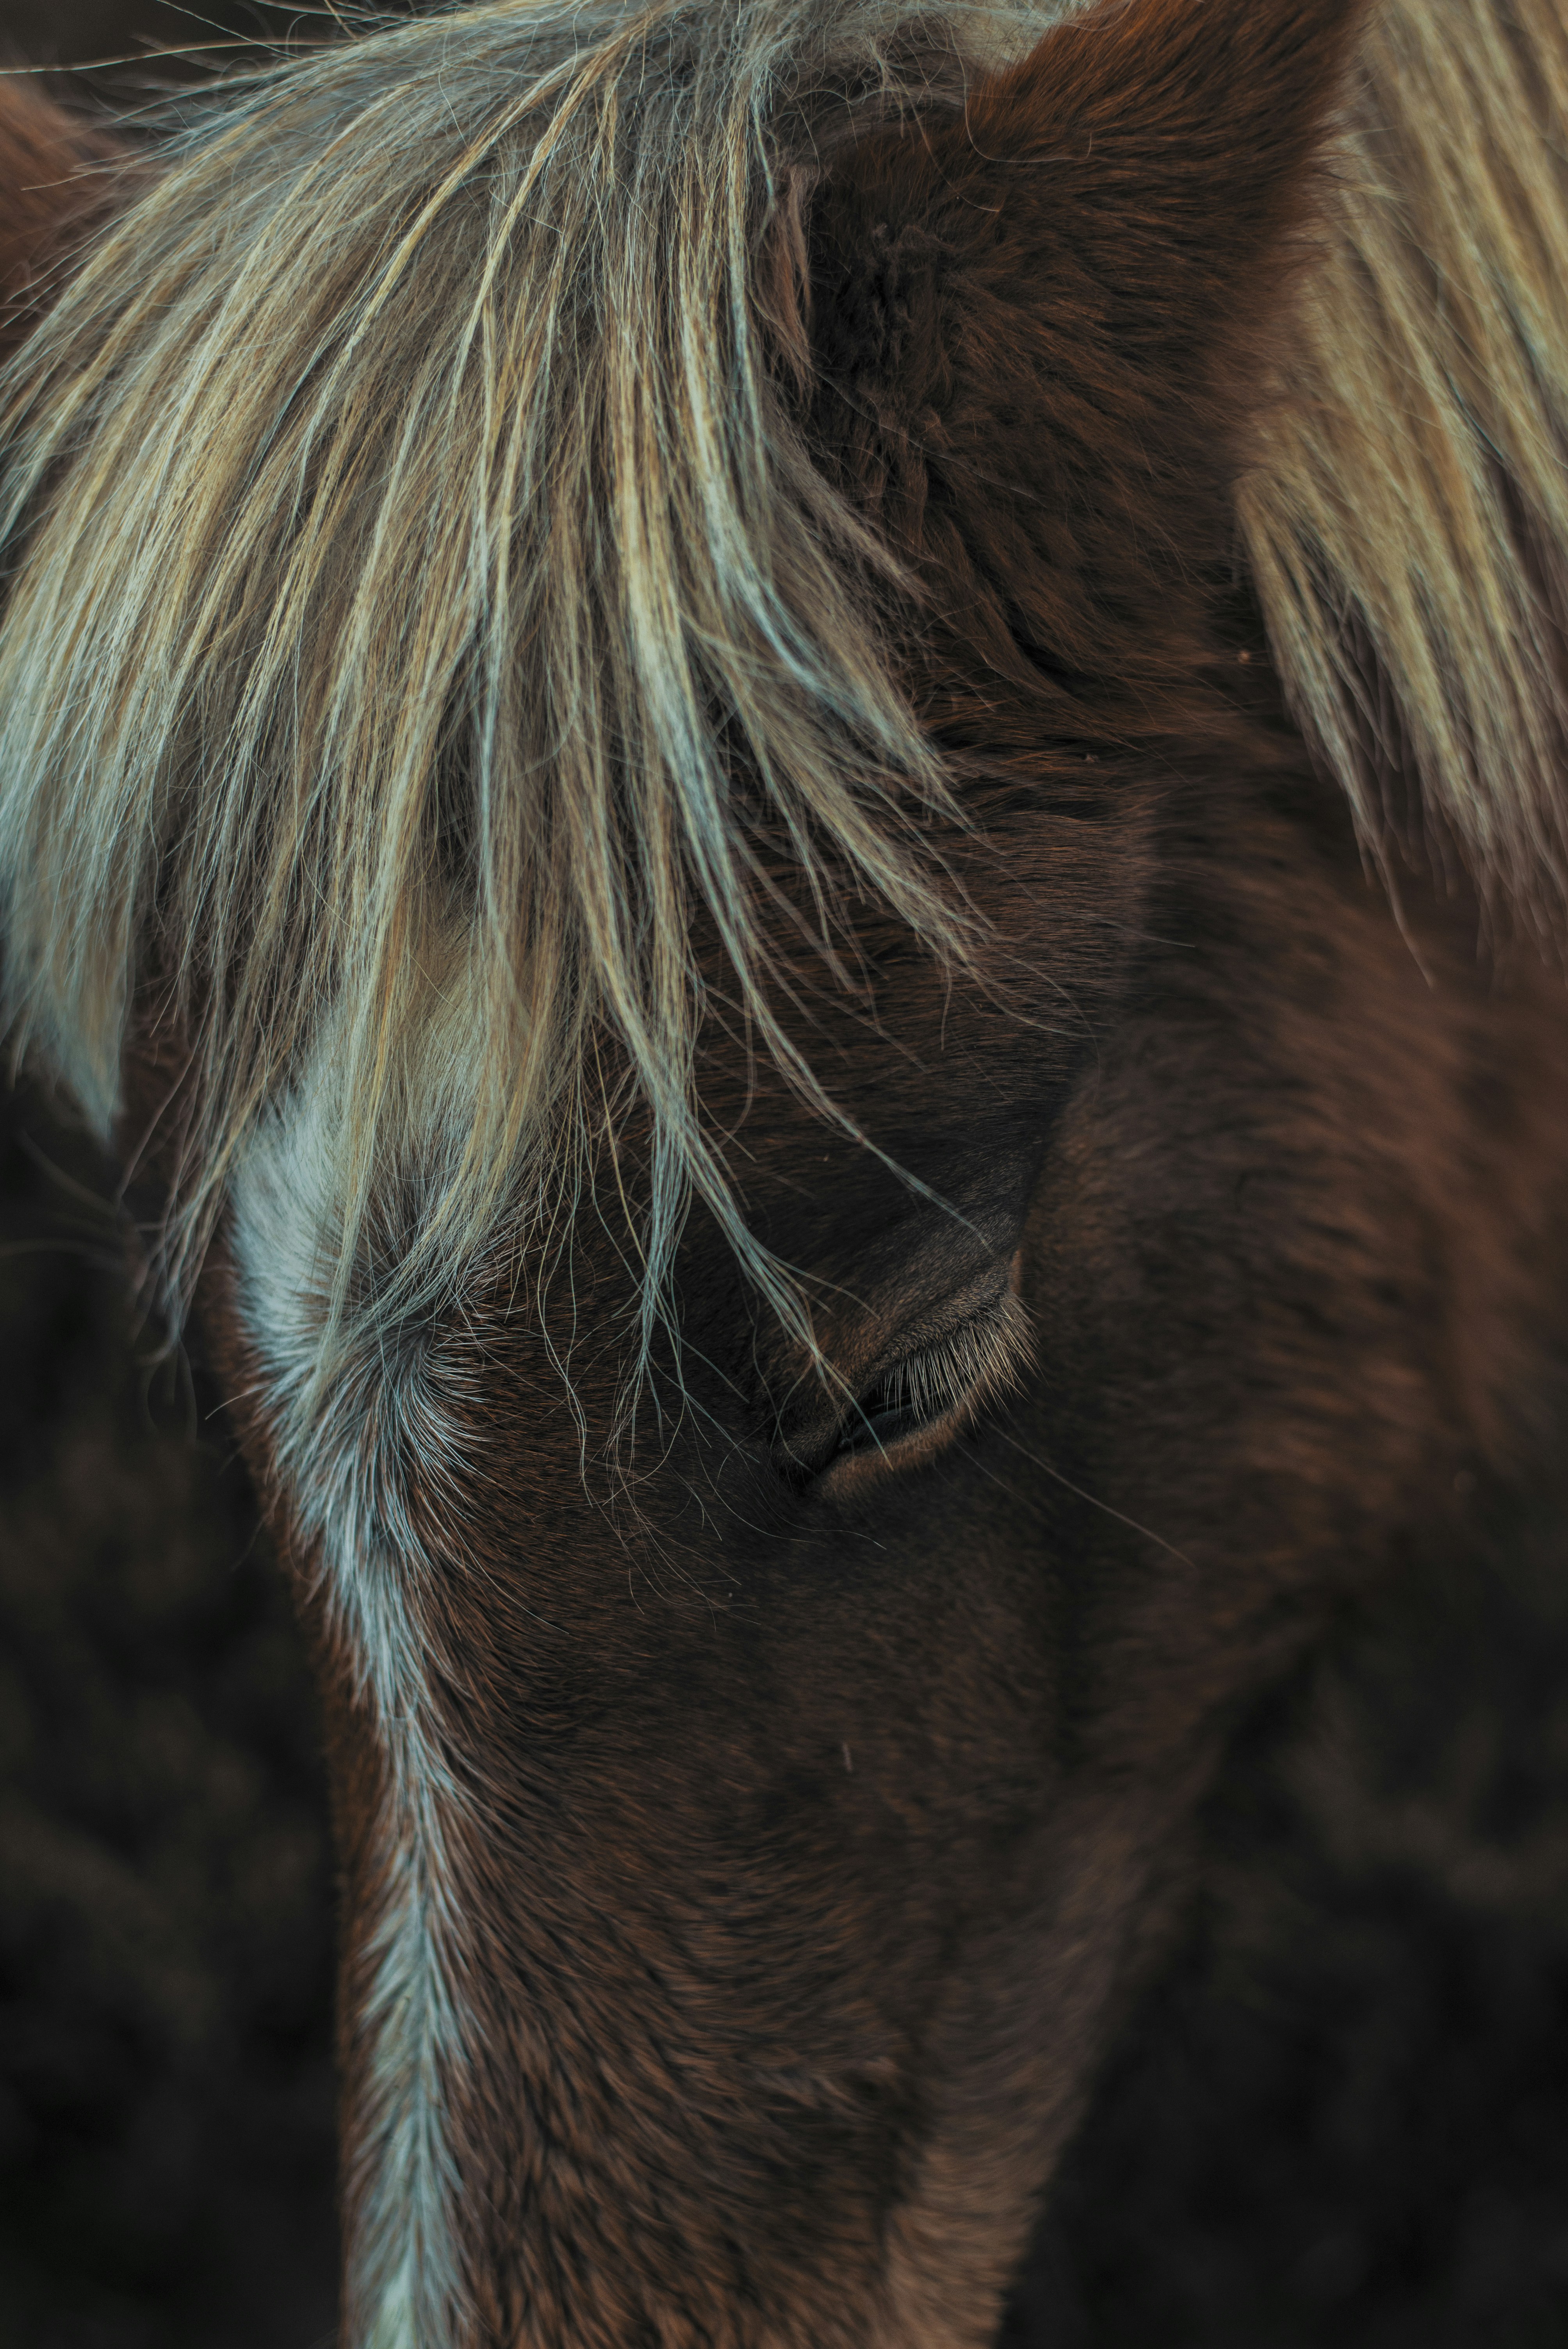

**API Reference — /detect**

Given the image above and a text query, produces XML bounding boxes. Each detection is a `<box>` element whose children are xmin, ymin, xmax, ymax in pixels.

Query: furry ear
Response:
<box><xmin>0</xmin><ymin>79</ymin><xmax>125</xmax><ymax>363</ymax></box>
<box><xmin>808</xmin><ymin>0</ymin><xmax>1370</xmax><ymax>718</ymax></box>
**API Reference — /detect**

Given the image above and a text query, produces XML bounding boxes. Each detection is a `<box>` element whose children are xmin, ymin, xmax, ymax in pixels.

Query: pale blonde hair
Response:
<box><xmin>0</xmin><ymin>0</ymin><xmax>1050</xmax><ymax>1376</ymax></box>
<box><xmin>1242</xmin><ymin>0</ymin><xmax>1568</xmax><ymax>926</ymax></box>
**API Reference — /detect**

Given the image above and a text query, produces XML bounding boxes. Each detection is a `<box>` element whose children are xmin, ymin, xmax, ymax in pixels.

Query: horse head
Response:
<box><xmin>4</xmin><ymin>2</ymin><xmax>1568</xmax><ymax>2341</ymax></box>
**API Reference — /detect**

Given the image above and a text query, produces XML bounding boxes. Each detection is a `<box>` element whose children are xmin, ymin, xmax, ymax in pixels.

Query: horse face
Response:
<box><xmin>190</xmin><ymin>7</ymin><xmax>1543</xmax><ymax>2333</ymax></box>
<box><xmin>10</xmin><ymin>0</ymin><xmax>1568</xmax><ymax>2342</ymax></box>
<box><xmin>205</xmin><ymin>674</ymin><xmax>1568</xmax><ymax>2349</ymax></box>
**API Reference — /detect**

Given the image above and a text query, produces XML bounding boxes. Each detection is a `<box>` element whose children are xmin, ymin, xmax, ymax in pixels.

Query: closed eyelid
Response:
<box><xmin>813</xmin><ymin>1257</ymin><xmax>1032</xmax><ymax>1485</ymax></box>
<box><xmin>854</xmin><ymin>1282</ymin><xmax>1032</xmax><ymax>1435</ymax></box>
<box><xmin>767</xmin><ymin>1246</ymin><xmax>1028</xmax><ymax>1481</ymax></box>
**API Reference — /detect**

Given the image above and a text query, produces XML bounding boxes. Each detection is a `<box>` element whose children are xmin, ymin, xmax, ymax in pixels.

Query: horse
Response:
<box><xmin>4</xmin><ymin>0</ymin><xmax>1568</xmax><ymax>2341</ymax></box>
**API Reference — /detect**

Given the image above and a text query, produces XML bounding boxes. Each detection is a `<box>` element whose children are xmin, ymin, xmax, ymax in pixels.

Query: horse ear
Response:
<box><xmin>0</xmin><ymin>79</ymin><xmax>126</xmax><ymax>362</ymax></box>
<box><xmin>809</xmin><ymin>0</ymin><xmax>1369</xmax><ymax>551</ymax></box>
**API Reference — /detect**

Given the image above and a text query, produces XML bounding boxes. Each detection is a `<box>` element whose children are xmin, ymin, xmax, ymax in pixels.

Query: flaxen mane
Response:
<box><xmin>0</xmin><ymin>0</ymin><xmax>1015</xmax><ymax>1374</ymax></box>
<box><xmin>1243</xmin><ymin>0</ymin><xmax>1568</xmax><ymax>916</ymax></box>
<box><xmin>0</xmin><ymin>0</ymin><xmax>1566</xmax><ymax>1360</ymax></box>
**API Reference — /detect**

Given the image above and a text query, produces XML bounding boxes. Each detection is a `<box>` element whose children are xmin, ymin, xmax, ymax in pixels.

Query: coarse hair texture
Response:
<box><xmin>5</xmin><ymin>0</ymin><xmax>1568</xmax><ymax>1388</ymax></box>
<box><xmin>1240</xmin><ymin>0</ymin><xmax>1568</xmax><ymax>922</ymax></box>
<box><xmin>0</xmin><ymin>0</ymin><xmax>1058</xmax><ymax>1385</ymax></box>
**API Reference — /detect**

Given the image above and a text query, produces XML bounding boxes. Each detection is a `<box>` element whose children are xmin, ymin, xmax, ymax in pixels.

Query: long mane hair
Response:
<box><xmin>1243</xmin><ymin>0</ymin><xmax>1568</xmax><ymax>925</ymax></box>
<box><xmin>0</xmin><ymin>0</ymin><xmax>1012</xmax><ymax>1366</ymax></box>
<box><xmin>2</xmin><ymin>0</ymin><xmax>1566</xmax><ymax>1362</ymax></box>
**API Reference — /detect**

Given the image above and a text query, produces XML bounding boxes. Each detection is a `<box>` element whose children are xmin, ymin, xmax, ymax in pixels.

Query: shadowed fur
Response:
<box><xmin>0</xmin><ymin>77</ymin><xmax>124</xmax><ymax>356</ymax></box>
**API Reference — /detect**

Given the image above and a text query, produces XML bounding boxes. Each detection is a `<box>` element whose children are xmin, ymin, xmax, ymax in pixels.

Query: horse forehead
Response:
<box><xmin>691</xmin><ymin>798</ymin><xmax>1150</xmax><ymax>1162</ymax></box>
<box><xmin>225</xmin><ymin>857</ymin><xmax>1117</xmax><ymax>1481</ymax></box>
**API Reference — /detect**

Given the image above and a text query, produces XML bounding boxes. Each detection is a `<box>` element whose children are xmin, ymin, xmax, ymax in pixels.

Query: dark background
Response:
<box><xmin>3</xmin><ymin>9</ymin><xmax>1568</xmax><ymax>2344</ymax></box>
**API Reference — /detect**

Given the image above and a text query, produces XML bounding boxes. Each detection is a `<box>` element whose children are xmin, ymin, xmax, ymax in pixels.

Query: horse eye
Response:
<box><xmin>832</xmin><ymin>1364</ymin><xmax>943</xmax><ymax>1460</ymax></box>
<box><xmin>823</xmin><ymin>1291</ymin><xmax>1031</xmax><ymax>1476</ymax></box>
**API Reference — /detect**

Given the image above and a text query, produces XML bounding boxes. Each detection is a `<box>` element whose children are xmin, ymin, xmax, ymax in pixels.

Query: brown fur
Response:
<box><xmin>807</xmin><ymin>0</ymin><xmax>1357</xmax><ymax>754</ymax></box>
<box><xmin>0</xmin><ymin>79</ymin><xmax>122</xmax><ymax>361</ymax></box>
<box><xmin>8</xmin><ymin>4</ymin><xmax>1568</xmax><ymax>2344</ymax></box>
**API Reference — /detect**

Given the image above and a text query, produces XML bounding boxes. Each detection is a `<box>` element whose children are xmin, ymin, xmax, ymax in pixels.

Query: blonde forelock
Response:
<box><xmin>0</xmin><ymin>0</ymin><xmax>1058</xmax><ymax>1392</ymax></box>
<box><xmin>1241</xmin><ymin>0</ymin><xmax>1568</xmax><ymax>927</ymax></box>
<box><xmin>4</xmin><ymin>0</ymin><xmax>1568</xmax><ymax>1407</ymax></box>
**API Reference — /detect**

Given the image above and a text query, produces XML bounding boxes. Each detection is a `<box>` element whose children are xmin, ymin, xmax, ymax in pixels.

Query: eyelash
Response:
<box><xmin>831</xmin><ymin>1288</ymin><xmax>1031</xmax><ymax>1466</ymax></box>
